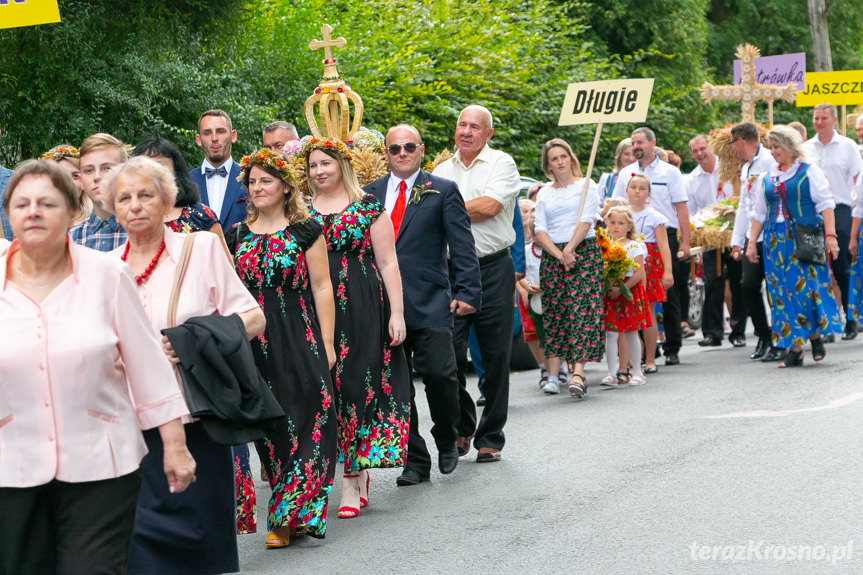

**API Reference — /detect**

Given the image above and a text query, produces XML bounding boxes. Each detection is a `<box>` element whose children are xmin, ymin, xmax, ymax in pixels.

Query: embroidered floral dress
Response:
<box><xmin>166</xmin><ymin>202</ymin><xmax>256</xmax><ymax>535</ymax></box>
<box><xmin>226</xmin><ymin>220</ymin><xmax>337</xmax><ymax>539</ymax></box>
<box><xmin>309</xmin><ymin>195</ymin><xmax>410</xmax><ymax>473</ymax></box>
<box><xmin>165</xmin><ymin>202</ymin><xmax>219</xmax><ymax>234</ymax></box>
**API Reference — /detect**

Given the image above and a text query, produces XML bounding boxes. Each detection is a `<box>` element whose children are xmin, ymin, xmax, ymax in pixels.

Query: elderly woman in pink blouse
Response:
<box><xmin>105</xmin><ymin>156</ymin><xmax>265</xmax><ymax>575</ymax></box>
<box><xmin>0</xmin><ymin>160</ymin><xmax>195</xmax><ymax>575</ymax></box>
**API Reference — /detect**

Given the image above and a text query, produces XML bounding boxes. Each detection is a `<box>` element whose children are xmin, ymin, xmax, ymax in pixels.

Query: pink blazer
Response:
<box><xmin>0</xmin><ymin>242</ymin><xmax>189</xmax><ymax>487</ymax></box>
<box><xmin>112</xmin><ymin>230</ymin><xmax>260</xmax><ymax>422</ymax></box>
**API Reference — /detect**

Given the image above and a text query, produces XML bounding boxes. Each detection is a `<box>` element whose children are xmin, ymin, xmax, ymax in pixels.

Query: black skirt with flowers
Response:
<box><xmin>539</xmin><ymin>240</ymin><xmax>605</xmax><ymax>364</ymax></box>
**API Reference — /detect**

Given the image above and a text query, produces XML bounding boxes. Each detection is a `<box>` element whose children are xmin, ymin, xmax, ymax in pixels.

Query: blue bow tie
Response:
<box><xmin>205</xmin><ymin>166</ymin><xmax>227</xmax><ymax>179</ymax></box>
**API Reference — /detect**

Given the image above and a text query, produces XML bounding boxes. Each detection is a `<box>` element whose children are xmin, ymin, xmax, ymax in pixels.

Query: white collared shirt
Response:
<box><xmin>385</xmin><ymin>169</ymin><xmax>421</xmax><ymax>213</ymax></box>
<box><xmin>611</xmin><ymin>155</ymin><xmax>688</xmax><ymax>227</ymax></box>
<box><xmin>632</xmin><ymin>207</ymin><xmax>668</xmax><ymax>243</ymax></box>
<box><xmin>432</xmin><ymin>144</ymin><xmax>520</xmax><ymax>257</ymax></box>
<box><xmin>732</xmin><ymin>144</ymin><xmax>772</xmax><ymax>247</ymax></box>
<box><xmin>534</xmin><ymin>180</ymin><xmax>598</xmax><ymax>242</ymax></box>
<box><xmin>752</xmin><ymin>160</ymin><xmax>834</xmax><ymax>223</ymax></box>
<box><xmin>686</xmin><ymin>158</ymin><xmax>734</xmax><ymax>216</ymax></box>
<box><xmin>201</xmin><ymin>157</ymin><xmax>235</xmax><ymax>219</ymax></box>
<box><xmin>803</xmin><ymin>131</ymin><xmax>863</xmax><ymax>207</ymax></box>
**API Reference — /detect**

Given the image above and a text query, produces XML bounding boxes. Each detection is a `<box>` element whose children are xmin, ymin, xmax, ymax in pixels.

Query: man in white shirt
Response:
<box><xmin>855</xmin><ymin>115</ymin><xmax>863</xmax><ymax>160</ymax></box>
<box><xmin>804</xmin><ymin>103</ymin><xmax>863</xmax><ymax>339</ymax></box>
<box><xmin>432</xmin><ymin>105</ymin><xmax>520</xmax><ymax>464</ymax></box>
<box><xmin>189</xmin><ymin>109</ymin><xmax>248</xmax><ymax>230</ymax></box>
<box><xmin>612</xmin><ymin>127</ymin><xmax>690</xmax><ymax>365</ymax></box>
<box><xmin>729</xmin><ymin>122</ymin><xmax>783</xmax><ymax>362</ymax></box>
<box><xmin>686</xmin><ymin>135</ymin><xmax>740</xmax><ymax>348</ymax></box>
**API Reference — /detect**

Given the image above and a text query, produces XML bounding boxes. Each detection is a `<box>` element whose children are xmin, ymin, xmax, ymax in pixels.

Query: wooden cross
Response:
<box><xmin>701</xmin><ymin>44</ymin><xmax>797</xmax><ymax>124</ymax></box>
<box><xmin>308</xmin><ymin>24</ymin><xmax>346</xmax><ymax>62</ymax></box>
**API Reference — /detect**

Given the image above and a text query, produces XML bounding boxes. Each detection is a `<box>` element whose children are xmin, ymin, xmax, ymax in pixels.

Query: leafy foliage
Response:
<box><xmin>1</xmin><ymin>1</ymin><xmax>862</xmax><ymax>179</ymax></box>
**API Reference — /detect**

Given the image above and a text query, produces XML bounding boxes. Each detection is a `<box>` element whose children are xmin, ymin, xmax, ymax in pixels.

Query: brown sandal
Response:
<box><xmin>568</xmin><ymin>373</ymin><xmax>587</xmax><ymax>399</ymax></box>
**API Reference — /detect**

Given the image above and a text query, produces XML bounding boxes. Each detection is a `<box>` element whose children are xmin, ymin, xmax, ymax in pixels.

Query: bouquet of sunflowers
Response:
<box><xmin>596</xmin><ymin>227</ymin><xmax>638</xmax><ymax>301</ymax></box>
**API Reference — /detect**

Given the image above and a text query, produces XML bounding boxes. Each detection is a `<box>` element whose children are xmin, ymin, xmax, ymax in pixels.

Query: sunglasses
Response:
<box><xmin>387</xmin><ymin>142</ymin><xmax>420</xmax><ymax>155</ymax></box>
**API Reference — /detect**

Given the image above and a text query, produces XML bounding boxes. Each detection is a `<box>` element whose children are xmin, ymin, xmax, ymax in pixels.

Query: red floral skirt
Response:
<box><xmin>644</xmin><ymin>242</ymin><xmax>666</xmax><ymax>303</ymax></box>
<box><xmin>604</xmin><ymin>282</ymin><xmax>652</xmax><ymax>332</ymax></box>
<box><xmin>517</xmin><ymin>297</ymin><xmax>538</xmax><ymax>342</ymax></box>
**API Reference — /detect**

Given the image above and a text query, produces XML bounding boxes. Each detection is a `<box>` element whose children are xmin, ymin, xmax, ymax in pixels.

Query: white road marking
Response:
<box><xmin>706</xmin><ymin>392</ymin><xmax>863</xmax><ymax>419</ymax></box>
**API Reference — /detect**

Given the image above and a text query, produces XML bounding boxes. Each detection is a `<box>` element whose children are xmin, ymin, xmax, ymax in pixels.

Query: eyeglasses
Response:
<box><xmin>387</xmin><ymin>143</ymin><xmax>420</xmax><ymax>155</ymax></box>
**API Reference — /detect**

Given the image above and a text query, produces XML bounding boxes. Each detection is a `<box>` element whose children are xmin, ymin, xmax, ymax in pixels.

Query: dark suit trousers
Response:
<box><xmin>834</xmin><ymin>204</ymin><xmax>853</xmax><ymax>317</ymax></box>
<box><xmin>740</xmin><ymin>240</ymin><xmax>773</xmax><ymax>342</ymax></box>
<box><xmin>702</xmin><ymin>249</ymin><xmax>744</xmax><ymax>339</ymax></box>
<box><xmin>452</xmin><ymin>252</ymin><xmax>514</xmax><ymax>451</ymax></box>
<box><xmin>0</xmin><ymin>470</ymin><xmax>141</xmax><ymax>575</ymax></box>
<box><xmin>663</xmin><ymin>230</ymin><xmax>684</xmax><ymax>354</ymax></box>
<box><xmin>403</xmin><ymin>326</ymin><xmax>460</xmax><ymax>475</ymax></box>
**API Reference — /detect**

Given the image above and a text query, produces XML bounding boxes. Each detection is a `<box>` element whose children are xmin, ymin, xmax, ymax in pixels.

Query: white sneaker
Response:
<box><xmin>601</xmin><ymin>374</ymin><xmax>629</xmax><ymax>389</ymax></box>
<box><xmin>629</xmin><ymin>374</ymin><xmax>647</xmax><ymax>386</ymax></box>
<box><xmin>600</xmin><ymin>375</ymin><xmax>618</xmax><ymax>387</ymax></box>
<box><xmin>541</xmin><ymin>377</ymin><xmax>560</xmax><ymax>394</ymax></box>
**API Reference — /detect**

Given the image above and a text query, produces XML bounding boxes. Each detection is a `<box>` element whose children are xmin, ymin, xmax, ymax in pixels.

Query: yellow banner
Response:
<box><xmin>559</xmin><ymin>79</ymin><xmax>655</xmax><ymax>126</ymax></box>
<box><xmin>0</xmin><ymin>0</ymin><xmax>61</xmax><ymax>30</ymax></box>
<box><xmin>796</xmin><ymin>70</ymin><xmax>863</xmax><ymax>107</ymax></box>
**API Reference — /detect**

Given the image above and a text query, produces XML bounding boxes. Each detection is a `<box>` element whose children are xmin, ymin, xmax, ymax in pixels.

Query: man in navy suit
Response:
<box><xmin>190</xmin><ymin>109</ymin><xmax>248</xmax><ymax>230</ymax></box>
<box><xmin>365</xmin><ymin>124</ymin><xmax>481</xmax><ymax>486</ymax></box>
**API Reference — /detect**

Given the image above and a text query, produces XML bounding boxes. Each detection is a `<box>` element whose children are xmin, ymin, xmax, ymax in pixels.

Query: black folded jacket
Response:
<box><xmin>162</xmin><ymin>314</ymin><xmax>284</xmax><ymax>445</ymax></box>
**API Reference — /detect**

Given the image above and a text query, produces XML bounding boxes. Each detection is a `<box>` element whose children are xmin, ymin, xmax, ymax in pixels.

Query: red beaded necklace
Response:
<box><xmin>121</xmin><ymin>240</ymin><xmax>166</xmax><ymax>284</ymax></box>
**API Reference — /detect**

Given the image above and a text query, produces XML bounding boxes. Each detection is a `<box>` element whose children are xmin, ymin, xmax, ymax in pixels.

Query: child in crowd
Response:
<box><xmin>626</xmin><ymin>174</ymin><xmax>673</xmax><ymax>373</ymax></box>
<box><xmin>515</xmin><ymin>198</ymin><xmax>564</xmax><ymax>387</ymax></box>
<box><xmin>602</xmin><ymin>205</ymin><xmax>651</xmax><ymax>387</ymax></box>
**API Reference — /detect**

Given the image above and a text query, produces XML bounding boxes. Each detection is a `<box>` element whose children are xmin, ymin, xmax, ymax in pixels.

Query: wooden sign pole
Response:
<box><xmin>842</xmin><ymin>105</ymin><xmax>847</xmax><ymax>137</ymax></box>
<box><xmin>575</xmin><ymin>122</ymin><xmax>603</xmax><ymax>220</ymax></box>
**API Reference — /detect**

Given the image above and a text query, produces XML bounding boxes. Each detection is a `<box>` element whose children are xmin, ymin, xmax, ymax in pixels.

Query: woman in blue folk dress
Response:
<box><xmin>846</xmin><ymin>171</ymin><xmax>863</xmax><ymax>320</ymax></box>
<box><xmin>746</xmin><ymin>125</ymin><xmax>842</xmax><ymax>368</ymax></box>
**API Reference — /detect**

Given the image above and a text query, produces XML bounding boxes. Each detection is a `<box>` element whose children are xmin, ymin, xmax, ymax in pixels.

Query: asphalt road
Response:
<box><xmin>236</xmin><ymin>331</ymin><xmax>863</xmax><ymax>575</ymax></box>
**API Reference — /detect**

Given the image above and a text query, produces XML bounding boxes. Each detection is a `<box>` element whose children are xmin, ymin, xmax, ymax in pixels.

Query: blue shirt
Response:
<box><xmin>0</xmin><ymin>165</ymin><xmax>12</xmax><ymax>240</ymax></box>
<box><xmin>511</xmin><ymin>202</ymin><xmax>525</xmax><ymax>275</ymax></box>
<box><xmin>69</xmin><ymin>212</ymin><xmax>127</xmax><ymax>252</ymax></box>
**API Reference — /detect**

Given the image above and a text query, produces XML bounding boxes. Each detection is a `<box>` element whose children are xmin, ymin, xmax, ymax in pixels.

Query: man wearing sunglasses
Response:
<box><xmin>432</xmin><ymin>105</ymin><xmax>521</xmax><ymax>464</ymax></box>
<box><xmin>364</xmin><ymin>124</ymin><xmax>481</xmax><ymax>486</ymax></box>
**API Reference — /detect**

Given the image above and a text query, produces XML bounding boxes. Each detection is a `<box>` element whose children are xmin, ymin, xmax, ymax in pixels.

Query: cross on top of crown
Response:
<box><xmin>309</xmin><ymin>24</ymin><xmax>346</xmax><ymax>64</ymax></box>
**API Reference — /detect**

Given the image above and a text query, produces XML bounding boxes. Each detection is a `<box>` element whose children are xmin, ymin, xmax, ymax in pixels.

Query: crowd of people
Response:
<box><xmin>0</xmin><ymin>100</ymin><xmax>860</xmax><ymax>574</ymax></box>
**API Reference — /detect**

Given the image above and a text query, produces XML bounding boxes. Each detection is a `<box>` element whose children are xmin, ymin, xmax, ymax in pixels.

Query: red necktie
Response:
<box><xmin>391</xmin><ymin>180</ymin><xmax>407</xmax><ymax>239</ymax></box>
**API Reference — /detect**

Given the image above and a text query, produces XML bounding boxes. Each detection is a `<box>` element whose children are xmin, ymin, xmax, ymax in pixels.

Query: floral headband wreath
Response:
<box><xmin>238</xmin><ymin>147</ymin><xmax>300</xmax><ymax>186</ymax></box>
<box><xmin>298</xmin><ymin>137</ymin><xmax>353</xmax><ymax>163</ymax></box>
<box><xmin>40</xmin><ymin>145</ymin><xmax>79</xmax><ymax>162</ymax></box>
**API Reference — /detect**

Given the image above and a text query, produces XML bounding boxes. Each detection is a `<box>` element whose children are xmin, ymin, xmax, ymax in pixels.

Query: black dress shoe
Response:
<box><xmin>664</xmin><ymin>352</ymin><xmax>680</xmax><ymax>365</ymax></box>
<box><xmin>476</xmin><ymin>394</ymin><xmax>487</xmax><ymax>406</ymax></box>
<box><xmin>842</xmin><ymin>321</ymin><xmax>858</xmax><ymax>340</ymax></box>
<box><xmin>823</xmin><ymin>333</ymin><xmax>835</xmax><ymax>343</ymax></box>
<box><xmin>750</xmin><ymin>338</ymin><xmax>769</xmax><ymax>359</ymax></box>
<box><xmin>761</xmin><ymin>347</ymin><xmax>785</xmax><ymax>362</ymax></box>
<box><xmin>396</xmin><ymin>469</ymin><xmax>429</xmax><ymax>486</ymax></box>
<box><xmin>729</xmin><ymin>335</ymin><xmax>746</xmax><ymax>347</ymax></box>
<box><xmin>438</xmin><ymin>447</ymin><xmax>459</xmax><ymax>475</ymax></box>
<box><xmin>698</xmin><ymin>335</ymin><xmax>722</xmax><ymax>347</ymax></box>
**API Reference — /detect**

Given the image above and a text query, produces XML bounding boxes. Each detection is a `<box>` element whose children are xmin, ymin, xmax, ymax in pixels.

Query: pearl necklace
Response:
<box><xmin>121</xmin><ymin>240</ymin><xmax>166</xmax><ymax>284</ymax></box>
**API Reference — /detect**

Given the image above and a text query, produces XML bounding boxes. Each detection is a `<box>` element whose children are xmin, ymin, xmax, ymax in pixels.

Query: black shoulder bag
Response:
<box><xmin>775</xmin><ymin>180</ymin><xmax>826</xmax><ymax>266</ymax></box>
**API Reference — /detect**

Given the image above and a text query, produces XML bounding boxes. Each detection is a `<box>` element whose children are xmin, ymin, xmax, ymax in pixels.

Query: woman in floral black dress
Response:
<box><xmin>225</xmin><ymin>148</ymin><xmax>337</xmax><ymax>548</ymax></box>
<box><xmin>304</xmin><ymin>138</ymin><xmax>410</xmax><ymax>519</ymax></box>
